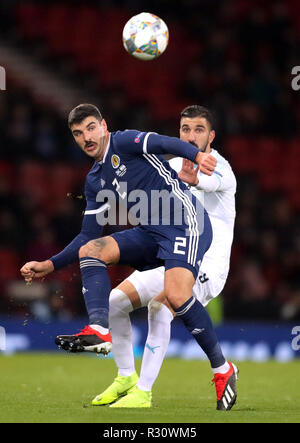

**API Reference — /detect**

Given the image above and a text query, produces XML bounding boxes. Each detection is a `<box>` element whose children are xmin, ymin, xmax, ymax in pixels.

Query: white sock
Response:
<box><xmin>212</xmin><ymin>361</ymin><xmax>230</xmax><ymax>374</ymax></box>
<box><xmin>109</xmin><ymin>289</ymin><xmax>136</xmax><ymax>377</ymax></box>
<box><xmin>137</xmin><ymin>301</ymin><xmax>174</xmax><ymax>392</ymax></box>
<box><xmin>89</xmin><ymin>324</ymin><xmax>109</xmax><ymax>335</ymax></box>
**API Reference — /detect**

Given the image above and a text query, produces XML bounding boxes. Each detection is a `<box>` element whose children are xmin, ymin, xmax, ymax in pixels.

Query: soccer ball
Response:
<box><xmin>122</xmin><ymin>12</ymin><xmax>169</xmax><ymax>61</ymax></box>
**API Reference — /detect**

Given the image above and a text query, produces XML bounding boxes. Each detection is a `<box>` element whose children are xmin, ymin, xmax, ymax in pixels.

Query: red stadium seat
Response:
<box><xmin>225</xmin><ymin>136</ymin><xmax>255</xmax><ymax>173</ymax></box>
<box><xmin>43</xmin><ymin>5</ymin><xmax>75</xmax><ymax>55</ymax></box>
<box><xmin>43</xmin><ymin>4</ymin><xmax>71</xmax><ymax>38</ymax></box>
<box><xmin>108</xmin><ymin>265</ymin><xmax>134</xmax><ymax>288</ymax></box>
<box><xmin>48</xmin><ymin>164</ymin><xmax>76</xmax><ymax>209</ymax></box>
<box><xmin>150</xmin><ymin>96</ymin><xmax>187</xmax><ymax>121</ymax></box>
<box><xmin>14</xmin><ymin>3</ymin><xmax>45</xmax><ymax>39</ymax></box>
<box><xmin>288</xmin><ymin>189</ymin><xmax>300</xmax><ymax>210</ymax></box>
<box><xmin>280</xmin><ymin>169</ymin><xmax>300</xmax><ymax>192</ymax></box>
<box><xmin>255</xmin><ymin>138</ymin><xmax>282</xmax><ymax>190</ymax></box>
<box><xmin>287</xmin><ymin>139</ymin><xmax>300</xmax><ymax>163</ymax></box>
<box><xmin>287</xmin><ymin>0</ymin><xmax>300</xmax><ymax>34</ymax></box>
<box><xmin>0</xmin><ymin>249</ymin><xmax>20</xmax><ymax>280</ymax></box>
<box><xmin>255</xmin><ymin>138</ymin><xmax>281</xmax><ymax>172</ymax></box>
<box><xmin>17</xmin><ymin>162</ymin><xmax>50</xmax><ymax>208</ymax></box>
<box><xmin>0</xmin><ymin>162</ymin><xmax>14</xmax><ymax>190</ymax></box>
<box><xmin>17</xmin><ymin>161</ymin><xmax>48</xmax><ymax>185</ymax></box>
<box><xmin>258</xmin><ymin>170</ymin><xmax>281</xmax><ymax>191</ymax></box>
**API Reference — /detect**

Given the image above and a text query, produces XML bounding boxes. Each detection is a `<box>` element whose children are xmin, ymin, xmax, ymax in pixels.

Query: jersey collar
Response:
<box><xmin>98</xmin><ymin>133</ymin><xmax>111</xmax><ymax>165</ymax></box>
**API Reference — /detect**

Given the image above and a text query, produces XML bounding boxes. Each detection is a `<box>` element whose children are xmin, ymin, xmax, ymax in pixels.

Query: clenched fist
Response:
<box><xmin>195</xmin><ymin>151</ymin><xmax>217</xmax><ymax>176</ymax></box>
<box><xmin>20</xmin><ymin>260</ymin><xmax>54</xmax><ymax>284</ymax></box>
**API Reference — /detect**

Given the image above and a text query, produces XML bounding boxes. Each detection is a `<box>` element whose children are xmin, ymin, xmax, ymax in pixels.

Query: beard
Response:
<box><xmin>84</xmin><ymin>133</ymin><xmax>108</xmax><ymax>160</ymax></box>
<box><xmin>189</xmin><ymin>138</ymin><xmax>209</xmax><ymax>152</ymax></box>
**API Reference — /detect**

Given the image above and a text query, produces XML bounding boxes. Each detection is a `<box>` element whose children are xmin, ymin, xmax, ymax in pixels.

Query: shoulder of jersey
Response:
<box><xmin>212</xmin><ymin>149</ymin><xmax>235</xmax><ymax>173</ymax></box>
<box><xmin>114</xmin><ymin>129</ymin><xmax>144</xmax><ymax>139</ymax></box>
<box><xmin>168</xmin><ymin>156</ymin><xmax>182</xmax><ymax>173</ymax></box>
<box><xmin>113</xmin><ymin>129</ymin><xmax>150</xmax><ymax>147</ymax></box>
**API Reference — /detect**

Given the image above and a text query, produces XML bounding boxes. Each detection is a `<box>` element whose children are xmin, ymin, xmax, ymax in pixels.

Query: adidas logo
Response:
<box><xmin>82</xmin><ymin>286</ymin><xmax>88</xmax><ymax>295</ymax></box>
<box><xmin>191</xmin><ymin>328</ymin><xmax>205</xmax><ymax>335</ymax></box>
<box><xmin>222</xmin><ymin>384</ymin><xmax>235</xmax><ymax>409</ymax></box>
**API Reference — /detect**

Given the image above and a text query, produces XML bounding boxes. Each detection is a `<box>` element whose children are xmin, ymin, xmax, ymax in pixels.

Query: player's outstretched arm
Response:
<box><xmin>138</xmin><ymin>133</ymin><xmax>217</xmax><ymax>175</ymax></box>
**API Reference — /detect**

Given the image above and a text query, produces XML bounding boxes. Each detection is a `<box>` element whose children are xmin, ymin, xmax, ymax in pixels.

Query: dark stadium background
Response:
<box><xmin>0</xmin><ymin>0</ymin><xmax>300</xmax><ymax>358</ymax></box>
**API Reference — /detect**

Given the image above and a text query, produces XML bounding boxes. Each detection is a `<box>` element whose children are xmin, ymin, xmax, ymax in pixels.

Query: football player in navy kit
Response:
<box><xmin>20</xmin><ymin>105</ymin><xmax>226</xmax><ymax>380</ymax></box>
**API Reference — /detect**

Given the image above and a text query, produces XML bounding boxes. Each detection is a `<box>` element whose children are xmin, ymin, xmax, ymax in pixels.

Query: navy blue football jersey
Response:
<box><xmin>84</xmin><ymin>130</ymin><xmax>200</xmax><ymax>225</ymax></box>
<box><xmin>50</xmin><ymin>130</ymin><xmax>209</xmax><ymax>273</ymax></box>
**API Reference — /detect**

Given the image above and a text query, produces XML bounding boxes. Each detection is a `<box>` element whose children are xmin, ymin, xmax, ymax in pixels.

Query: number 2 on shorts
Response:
<box><xmin>173</xmin><ymin>237</ymin><xmax>187</xmax><ymax>255</ymax></box>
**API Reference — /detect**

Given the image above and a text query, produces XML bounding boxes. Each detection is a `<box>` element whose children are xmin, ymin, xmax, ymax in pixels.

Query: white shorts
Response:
<box><xmin>126</xmin><ymin>265</ymin><xmax>226</xmax><ymax>307</ymax></box>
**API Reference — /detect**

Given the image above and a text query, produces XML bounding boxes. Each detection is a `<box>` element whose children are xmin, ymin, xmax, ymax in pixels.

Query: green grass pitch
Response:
<box><xmin>0</xmin><ymin>353</ymin><xmax>299</xmax><ymax>423</ymax></box>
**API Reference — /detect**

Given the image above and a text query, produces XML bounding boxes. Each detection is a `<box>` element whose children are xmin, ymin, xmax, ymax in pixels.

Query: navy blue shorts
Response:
<box><xmin>111</xmin><ymin>208</ymin><xmax>212</xmax><ymax>279</ymax></box>
<box><xmin>111</xmin><ymin>226</ymin><xmax>163</xmax><ymax>272</ymax></box>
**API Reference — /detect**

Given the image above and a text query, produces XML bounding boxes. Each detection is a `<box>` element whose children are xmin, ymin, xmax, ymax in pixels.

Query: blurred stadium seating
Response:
<box><xmin>0</xmin><ymin>0</ymin><xmax>300</xmax><ymax>323</ymax></box>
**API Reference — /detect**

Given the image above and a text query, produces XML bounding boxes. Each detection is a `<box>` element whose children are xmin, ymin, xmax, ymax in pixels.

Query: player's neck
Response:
<box><xmin>95</xmin><ymin>132</ymin><xmax>110</xmax><ymax>162</ymax></box>
<box><xmin>204</xmin><ymin>144</ymin><xmax>212</xmax><ymax>154</ymax></box>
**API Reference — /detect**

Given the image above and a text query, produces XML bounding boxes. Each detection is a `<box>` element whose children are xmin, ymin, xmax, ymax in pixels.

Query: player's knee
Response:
<box><xmin>109</xmin><ymin>288</ymin><xmax>133</xmax><ymax>315</ymax></box>
<box><xmin>109</xmin><ymin>288</ymin><xmax>124</xmax><ymax>310</ymax></box>
<box><xmin>164</xmin><ymin>273</ymin><xmax>195</xmax><ymax>309</ymax></box>
<box><xmin>79</xmin><ymin>241</ymin><xmax>96</xmax><ymax>259</ymax></box>
<box><xmin>148</xmin><ymin>299</ymin><xmax>173</xmax><ymax>323</ymax></box>
<box><xmin>148</xmin><ymin>299</ymin><xmax>164</xmax><ymax>318</ymax></box>
<box><xmin>147</xmin><ymin>300</ymin><xmax>173</xmax><ymax>342</ymax></box>
<box><xmin>78</xmin><ymin>238</ymin><xmax>107</xmax><ymax>260</ymax></box>
<box><xmin>80</xmin><ymin>236</ymin><xmax>120</xmax><ymax>264</ymax></box>
<box><xmin>79</xmin><ymin>243</ymin><xmax>89</xmax><ymax>259</ymax></box>
<box><xmin>163</xmin><ymin>290</ymin><xmax>180</xmax><ymax>310</ymax></box>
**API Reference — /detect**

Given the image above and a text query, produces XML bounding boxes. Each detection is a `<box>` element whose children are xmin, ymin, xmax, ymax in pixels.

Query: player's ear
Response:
<box><xmin>101</xmin><ymin>118</ymin><xmax>108</xmax><ymax>131</ymax></box>
<box><xmin>209</xmin><ymin>130</ymin><xmax>215</xmax><ymax>144</ymax></box>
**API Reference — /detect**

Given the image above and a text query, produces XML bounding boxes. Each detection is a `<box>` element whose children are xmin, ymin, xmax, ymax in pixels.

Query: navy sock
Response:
<box><xmin>79</xmin><ymin>257</ymin><xmax>111</xmax><ymax>328</ymax></box>
<box><xmin>175</xmin><ymin>297</ymin><xmax>225</xmax><ymax>368</ymax></box>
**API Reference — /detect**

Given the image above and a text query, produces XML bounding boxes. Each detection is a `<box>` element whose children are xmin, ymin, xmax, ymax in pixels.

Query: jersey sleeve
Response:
<box><xmin>117</xmin><ymin>130</ymin><xmax>199</xmax><ymax>161</ymax></box>
<box><xmin>195</xmin><ymin>161</ymin><xmax>236</xmax><ymax>193</ymax></box>
<box><xmin>49</xmin><ymin>180</ymin><xmax>104</xmax><ymax>270</ymax></box>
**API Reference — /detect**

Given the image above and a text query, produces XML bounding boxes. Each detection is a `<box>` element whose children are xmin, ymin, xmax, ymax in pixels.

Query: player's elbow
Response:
<box><xmin>203</xmin><ymin>184</ymin><xmax>220</xmax><ymax>193</ymax></box>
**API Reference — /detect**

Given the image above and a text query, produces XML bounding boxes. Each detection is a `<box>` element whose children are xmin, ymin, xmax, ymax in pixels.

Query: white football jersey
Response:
<box><xmin>127</xmin><ymin>149</ymin><xmax>236</xmax><ymax>307</ymax></box>
<box><xmin>169</xmin><ymin>149</ymin><xmax>236</xmax><ymax>299</ymax></box>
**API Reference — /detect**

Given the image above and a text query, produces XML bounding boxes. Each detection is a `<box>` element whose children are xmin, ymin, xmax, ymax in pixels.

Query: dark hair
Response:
<box><xmin>180</xmin><ymin>105</ymin><xmax>215</xmax><ymax>130</ymax></box>
<box><xmin>68</xmin><ymin>103</ymin><xmax>103</xmax><ymax>128</ymax></box>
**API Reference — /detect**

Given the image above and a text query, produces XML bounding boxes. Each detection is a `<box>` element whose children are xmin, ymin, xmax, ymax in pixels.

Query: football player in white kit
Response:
<box><xmin>92</xmin><ymin>105</ymin><xmax>238</xmax><ymax>410</ymax></box>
